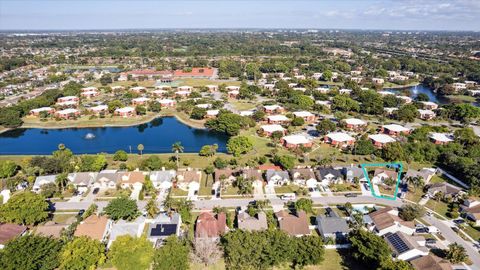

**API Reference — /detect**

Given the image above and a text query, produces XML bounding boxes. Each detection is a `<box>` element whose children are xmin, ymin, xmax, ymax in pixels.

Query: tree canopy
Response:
<box><xmin>59</xmin><ymin>236</ymin><xmax>106</xmax><ymax>270</ymax></box>
<box><xmin>103</xmin><ymin>196</ymin><xmax>140</xmax><ymax>221</ymax></box>
<box><xmin>0</xmin><ymin>191</ymin><xmax>49</xmax><ymax>225</ymax></box>
<box><xmin>108</xmin><ymin>235</ymin><xmax>154</xmax><ymax>270</ymax></box>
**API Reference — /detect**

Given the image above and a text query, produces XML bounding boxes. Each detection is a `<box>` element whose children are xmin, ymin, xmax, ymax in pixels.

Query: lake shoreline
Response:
<box><xmin>0</xmin><ymin>111</ymin><xmax>206</xmax><ymax>135</ymax></box>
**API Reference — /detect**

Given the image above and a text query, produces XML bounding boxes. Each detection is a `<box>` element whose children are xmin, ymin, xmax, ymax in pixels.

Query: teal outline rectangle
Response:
<box><xmin>360</xmin><ymin>162</ymin><xmax>403</xmax><ymax>201</ymax></box>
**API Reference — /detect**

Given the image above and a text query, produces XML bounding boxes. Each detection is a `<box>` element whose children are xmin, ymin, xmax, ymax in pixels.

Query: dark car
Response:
<box><xmin>92</xmin><ymin>188</ymin><xmax>100</xmax><ymax>195</ymax></box>
<box><xmin>425</xmin><ymin>238</ymin><xmax>436</xmax><ymax>245</ymax></box>
<box><xmin>415</xmin><ymin>227</ymin><xmax>429</xmax><ymax>234</ymax></box>
<box><xmin>345</xmin><ymin>193</ymin><xmax>358</xmax><ymax>197</ymax></box>
<box><xmin>453</xmin><ymin>219</ymin><xmax>465</xmax><ymax>225</ymax></box>
<box><xmin>451</xmin><ymin>226</ymin><xmax>460</xmax><ymax>233</ymax></box>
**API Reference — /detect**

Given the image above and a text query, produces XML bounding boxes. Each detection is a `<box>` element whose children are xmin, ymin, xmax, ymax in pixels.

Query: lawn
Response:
<box><xmin>51</xmin><ymin>213</ymin><xmax>77</xmax><ymax>224</ymax></box>
<box><xmin>190</xmin><ymin>259</ymin><xmax>226</xmax><ymax>270</ymax></box>
<box><xmin>229</xmin><ymin>100</ymin><xmax>257</xmax><ymax>111</ymax></box>
<box><xmin>170</xmin><ymin>188</ymin><xmax>188</xmax><ymax>197</ymax></box>
<box><xmin>274</xmin><ymin>184</ymin><xmax>300</xmax><ymax>194</ymax></box>
<box><xmin>463</xmin><ymin>224</ymin><xmax>480</xmax><ymax>242</ymax></box>
<box><xmin>199</xmin><ymin>174</ymin><xmax>214</xmax><ymax>196</ymax></box>
<box><xmin>425</xmin><ymin>199</ymin><xmax>449</xmax><ymax>217</ymax></box>
<box><xmin>177</xmin><ymin>78</ymin><xmax>241</xmax><ymax>87</ymax></box>
<box><xmin>222</xmin><ymin>186</ymin><xmax>240</xmax><ymax>196</ymax></box>
<box><xmin>405</xmin><ymin>187</ymin><xmax>425</xmax><ymax>203</ymax></box>
<box><xmin>330</xmin><ymin>183</ymin><xmax>360</xmax><ymax>193</ymax></box>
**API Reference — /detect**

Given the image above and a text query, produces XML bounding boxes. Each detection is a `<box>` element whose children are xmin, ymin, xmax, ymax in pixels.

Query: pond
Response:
<box><xmin>0</xmin><ymin>117</ymin><xmax>229</xmax><ymax>155</ymax></box>
<box><xmin>384</xmin><ymin>84</ymin><xmax>448</xmax><ymax>104</ymax></box>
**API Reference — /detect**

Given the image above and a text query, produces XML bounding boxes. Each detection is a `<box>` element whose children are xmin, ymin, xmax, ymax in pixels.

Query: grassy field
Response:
<box><xmin>177</xmin><ymin>78</ymin><xmax>241</xmax><ymax>87</ymax></box>
<box><xmin>229</xmin><ymin>99</ymin><xmax>257</xmax><ymax>111</ymax></box>
<box><xmin>425</xmin><ymin>199</ymin><xmax>449</xmax><ymax>217</ymax></box>
<box><xmin>51</xmin><ymin>213</ymin><xmax>77</xmax><ymax>224</ymax></box>
<box><xmin>445</xmin><ymin>95</ymin><xmax>477</xmax><ymax>103</ymax></box>
<box><xmin>274</xmin><ymin>184</ymin><xmax>300</xmax><ymax>194</ymax></box>
<box><xmin>464</xmin><ymin>224</ymin><xmax>480</xmax><ymax>242</ymax></box>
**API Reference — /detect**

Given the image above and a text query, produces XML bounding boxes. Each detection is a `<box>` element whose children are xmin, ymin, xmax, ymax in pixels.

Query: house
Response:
<box><xmin>281</xmin><ymin>134</ymin><xmax>313</xmax><ymax>149</ymax></box>
<box><xmin>177</xmin><ymin>85</ymin><xmax>193</xmax><ymax>92</ymax></box>
<box><xmin>241</xmin><ymin>168</ymin><xmax>263</xmax><ymax>183</ymax></box>
<box><xmin>33</xmin><ymin>175</ymin><xmax>57</xmax><ymax>193</ymax></box>
<box><xmin>343</xmin><ymin>118</ymin><xmax>367</xmax><ymax>130</ymax></box>
<box><xmin>118</xmin><ymin>171</ymin><xmax>145</xmax><ymax>190</ymax></box>
<box><xmin>173</xmin><ymin>67</ymin><xmax>215</xmax><ymax>79</ymax></box>
<box><xmin>228</xmin><ymin>90</ymin><xmax>240</xmax><ymax>98</ymax></box>
<box><xmin>150</xmin><ymin>169</ymin><xmax>175</xmax><ymax>191</ymax></box>
<box><xmin>237</xmin><ymin>211</ymin><xmax>268</xmax><ymax>232</ymax></box>
<box><xmin>260</xmin><ymin>124</ymin><xmax>286</xmax><ymax>137</ymax></box>
<box><xmin>427</xmin><ymin>182</ymin><xmax>463</xmax><ymax>198</ymax></box>
<box><xmin>55</xmin><ymin>108</ymin><xmax>80</xmax><ymax>119</ymax></box>
<box><xmin>263</xmin><ymin>105</ymin><xmax>285</xmax><ymax>114</ymax></box>
<box><xmin>57</xmin><ymin>96</ymin><xmax>79</xmax><ymax>104</ymax></box>
<box><xmin>290</xmin><ymin>168</ymin><xmax>317</xmax><ymax>187</ymax></box>
<box><xmin>195</xmin><ymin>212</ymin><xmax>227</xmax><ymax>239</ymax></box>
<box><xmin>339</xmin><ymin>88</ymin><xmax>353</xmax><ymax>95</ymax></box>
<box><xmin>452</xmin><ymin>82</ymin><xmax>466</xmax><ymax>92</ymax></box>
<box><xmin>81</xmin><ymin>90</ymin><xmax>99</xmax><ymax>99</ymax></box>
<box><xmin>94</xmin><ymin>170</ymin><xmax>119</xmax><ymax>189</ymax></box>
<box><xmin>265</xmin><ymin>169</ymin><xmax>290</xmax><ymax>186</ymax></box>
<box><xmin>175</xmin><ymin>90</ymin><xmax>191</xmax><ymax>98</ymax></box>
<box><xmin>74</xmin><ymin>215</ymin><xmax>112</xmax><ymax>242</ymax></box>
<box><xmin>410</xmin><ymin>255</ymin><xmax>453</xmax><ymax>270</ymax></box>
<box><xmin>429</xmin><ymin>133</ymin><xmax>454</xmax><ymax>145</ymax></box>
<box><xmin>316</xmin><ymin>209</ymin><xmax>349</xmax><ymax>240</ymax></box>
<box><xmin>108</xmin><ymin>216</ymin><xmax>146</xmax><ymax>248</ymax></box>
<box><xmin>158</xmin><ymin>98</ymin><xmax>176</xmax><ymax>108</ymax></box>
<box><xmin>418</xmin><ymin>109</ymin><xmax>436</xmax><ymax>120</ymax></box>
<box><xmin>381</xmin><ymin>124</ymin><xmax>411</xmax><ymax>136</ymax></box>
<box><xmin>131</xmin><ymin>97</ymin><xmax>150</xmax><ymax>106</ymax></box>
<box><xmin>196</xmin><ymin>103</ymin><xmax>212</xmax><ymax>109</ymax></box>
<box><xmin>372</xmin><ymin>78</ymin><xmax>385</xmax><ymax>84</ymax></box>
<box><xmin>378</xmin><ymin>91</ymin><xmax>395</xmax><ymax>96</ymax></box>
<box><xmin>345</xmin><ymin>165</ymin><xmax>366</xmax><ymax>182</ymax></box>
<box><xmin>315</xmin><ymin>100</ymin><xmax>332</xmax><ymax>108</ymax></box>
<box><xmin>267</xmin><ymin>115</ymin><xmax>290</xmax><ymax>125</ymax></box>
<box><xmin>214</xmin><ymin>169</ymin><xmax>237</xmax><ymax>187</ymax></box>
<box><xmin>367</xmin><ymin>207</ymin><xmax>415</xmax><ymax>236</ymax></box>
<box><xmin>402</xmin><ymin>168</ymin><xmax>436</xmax><ymax>184</ymax></box>
<box><xmin>29</xmin><ymin>107</ymin><xmax>55</xmax><ymax>116</ymax></box>
<box><xmin>420</xmin><ymin>101</ymin><xmax>439</xmax><ymax>110</ymax></box>
<box><xmin>88</xmin><ymin>105</ymin><xmax>108</xmax><ymax>115</ymax></box>
<box><xmin>276</xmin><ymin>210</ymin><xmax>310</xmax><ymax>237</ymax></box>
<box><xmin>460</xmin><ymin>200</ymin><xmax>480</xmax><ymax>226</ymax></box>
<box><xmin>324</xmin><ymin>132</ymin><xmax>355</xmax><ymax>148</ymax></box>
<box><xmin>68</xmin><ymin>172</ymin><xmax>97</xmax><ymax>193</ymax></box>
<box><xmin>239</xmin><ymin>110</ymin><xmax>254</xmax><ymax>116</ymax></box>
<box><xmin>152</xmin><ymin>89</ymin><xmax>168</xmax><ymax>97</ymax></box>
<box><xmin>147</xmin><ymin>213</ymin><xmax>182</xmax><ymax>247</ymax></box>
<box><xmin>115</xmin><ymin>107</ymin><xmax>136</xmax><ymax>117</ymax></box>
<box><xmin>316</xmin><ymin>167</ymin><xmax>344</xmax><ymax>186</ymax></box>
<box><xmin>130</xmin><ymin>86</ymin><xmax>146</xmax><ymax>93</ymax></box>
<box><xmin>205</xmin><ymin>85</ymin><xmax>218</xmax><ymax>92</ymax></box>
<box><xmin>81</xmin><ymin>86</ymin><xmax>98</xmax><ymax>92</ymax></box>
<box><xmin>205</xmin><ymin>109</ymin><xmax>220</xmax><ymax>118</ymax></box>
<box><xmin>372</xmin><ymin>168</ymin><xmax>398</xmax><ymax>185</ymax></box>
<box><xmin>0</xmin><ymin>223</ymin><xmax>27</xmax><ymax>249</ymax></box>
<box><xmin>384</xmin><ymin>232</ymin><xmax>428</xmax><ymax>261</ymax></box>
<box><xmin>35</xmin><ymin>221</ymin><xmax>68</xmax><ymax>238</ymax></box>
<box><xmin>396</xmin><ymin>96</ymin><xmax>413</xmax><ymax>104</ymax></box>
<box><xmin>176</xmin><ymin>170</ymin><xmax>201</xmax><ymax>193</ymax></box>
<box><xmin>384</xmin><ymin>107</ymin><xmax>398</xmax><ymax>115</ymax></box>
<box><xmin>111</xmin><ymin>86</ymin><xmax>124</xmax><ymax>92</ymax></box>
<box><xmin>369</xmin><ymin>134</ymin><xmax>396</xmax><ymax>148</ymax></box>
<box><xmin>292</xmin><ymin>111</ymin><xmax>315</xmax><ymax>123</ymax></box>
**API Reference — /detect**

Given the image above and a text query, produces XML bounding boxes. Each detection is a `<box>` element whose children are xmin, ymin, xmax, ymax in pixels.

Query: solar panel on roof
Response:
<box><xmin>386</xmin><ymin>233</ymin><xmax>410</xmax><ymax>254</ymax></box>
<box><xmin>150</xmin><ymin>224</ymin><xmax>177</xmax><ymax>237</ymax></box>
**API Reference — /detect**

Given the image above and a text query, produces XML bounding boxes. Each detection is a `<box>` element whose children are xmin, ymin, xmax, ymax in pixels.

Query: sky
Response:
<box><xmin>0</xmin><ymin>0</ymin><xmax>479</xmax><ymax>31</ymax></box>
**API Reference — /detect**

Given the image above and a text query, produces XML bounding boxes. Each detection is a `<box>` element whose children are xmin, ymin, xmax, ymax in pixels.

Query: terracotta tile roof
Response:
<box><xmin>195</xmin><ymin>212</ymin><xmax>227</xmax><ymax>238</ymax></box>
<box><xmin>368</xmin><ymin>207</ymin><xmax>414</xmax><ymax>230</ymax></box>
<box><xmin>74</xmin><ymin>215</ymin><xmax>109</xmax><ymax>241</ymax></box>
<box><xmin>257</xmin><ymin>165</ymin><xmax>282</xmax><ymax>171</ymax></box>
<box><xmin>0</xmin><ymin>223</ymin><xmax>27</xmax><ymax>245</ymax></box>
<box><xmin>276</xmin><ymin>210</ymin><xmax>310</xmax><ymax>236</ymax></box>
<box><xmin>410</xmin><ymin>255</ymin><xmax>452</xmax><ymax>270</ymax></box>
<box><xmin>119</xmin><ymin>171</ymin><xmax>145</xmax><ymax>185</ymax></box>
<box><xmin>174</xmin><ymin>67</ymin><xmax>215</xmax><ymax>77</ymax></box>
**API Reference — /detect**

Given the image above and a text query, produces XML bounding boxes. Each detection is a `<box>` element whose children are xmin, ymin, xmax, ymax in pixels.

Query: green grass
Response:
<box><xmin>274</xmin><ymin>185</ymin><xmax>300</xmax><ymax>194</ymax></box>
<box><xmin>229</xmin><ymin>100</ymin><xmax>257</xmax><ymax>111</ymax></box>
<box><xmin>222</xmin><ymin>186</ymin><xmax>240</xmax><ymax>196</ymax></box>
<box><xmin>177</xmin><ymin>78</ymin><xmax>241</xmax><ymax>87</ymax></box>
<box><xmin>425</xmin><ymin>200</ymin><xmax>449</xmax><ymax>217</ymax></box>
<box><xmin>445</xmin><ymin>95</ymin><xmax>477</xmax><ymax>103</ymax></box>
<box><xmin>199</xmin><ymin>174</ymin><xmax>214</xmax><ymax>196</ymax></box>
<box><xmin>170</xmin><ymin>188</ymin><xmax>188</xmax><ymax>197</ymax></box>
<box><xmin>51</xmin><ymin>213</ymin><xmax>77</xmax><ymax>224</ymax></box>
<box><xmin>463</xmin><ymin>224</ymin><xmax>480</xmax><ymax>241</ymax></box>
<box><xmin>405</xmin><ymin>187</ymin><xmax>425</xmax><ymax>203</ymax></box>
<box><xmin>190</xmin><ymin>260</ymin><xmax>226</xmax><ymax>270</ymax></box>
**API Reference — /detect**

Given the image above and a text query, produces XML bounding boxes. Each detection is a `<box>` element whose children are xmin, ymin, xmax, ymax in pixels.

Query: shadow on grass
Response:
<box><xmin>337</xmin><ymin>249</ymin><xmax>370</xmax><ymax>270</ymax></box>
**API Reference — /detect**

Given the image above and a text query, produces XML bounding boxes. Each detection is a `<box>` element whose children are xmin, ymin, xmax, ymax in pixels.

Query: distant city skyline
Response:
<box><xmin>1</xmin><ymin>0</ymin><xmax>479</xmax><ymax>31</ymax></box>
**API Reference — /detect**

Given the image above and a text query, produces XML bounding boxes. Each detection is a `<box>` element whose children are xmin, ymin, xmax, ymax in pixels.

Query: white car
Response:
<box><xmin>281</xmin><ymin>193</ymin><xmax>296</xmax><ymax>201</ymax></box>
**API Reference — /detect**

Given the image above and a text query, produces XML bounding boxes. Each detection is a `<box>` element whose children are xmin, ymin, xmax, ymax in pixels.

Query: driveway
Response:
<box><xmin>264</xmin><ymin>185</ymin><xmax>277</xmax><ymax>199</ymax></box>
<box><xmin>253</xmin><ymin>180</ymin><xmax>264</xmax><ymax>200</ymax></box>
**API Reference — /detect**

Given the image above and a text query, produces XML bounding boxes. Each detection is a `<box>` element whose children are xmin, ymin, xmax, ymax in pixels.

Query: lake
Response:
<box><xmin>0</xmin><ymin>117</ymin><xmax>229</xmax><ymax>155</ymax></box>
<box><xmin>385</xmin><ymin>84</ymin><xmax>448</xmax><ymax>104</ymax></box>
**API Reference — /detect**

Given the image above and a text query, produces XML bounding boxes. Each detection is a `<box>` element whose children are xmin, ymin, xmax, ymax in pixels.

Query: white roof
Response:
<box><xmin>421</xmin><ymin>101</ymin><xmax>437</xmax><ymax>106</ymax></box>
<box><xmin>159</xmin><ymin>99</ymin><xmax>175</xmax><ymax>104</ymax></box>
<box><xmin>115</xmin><ymin>107</ymin><xmax>135</xmax><ymax>113</ymax></box>
<box><xmin>207</xmin><ymin>109</ymin><xmax>219</xmax><ymax>116</ymax></box>
<box><xmin>30</xmin><ymin>107</ymin><xmax>53</xmax><ymax>113</ymax></box>
<box><xmin>57</xmin><ymin>108</ymin><xmax>79</xmax><ymax>114</ymax></box>
<box><xmin>131</xmin><ymin>86</ymin><xmax>146</xmax><ymax>90</ymax></box>
<box><xmin>57</xmin><ymin>100</ymin><xmax>78</xmax><ymax>106</ymax></box>
<box><xmin>82</xmin><ymin>86</ymin><xmax>97</xmax><ymax>91</ymax></box>
<box><xmin>264</xmin><ymin>105</ymin><xmax>283</xmax><ymax>110</ymax></box>
<box><xmin>282</xmin><ymin>134</ymin><xmax>312</xmax><ymax>144</ymax></box>
<box><xmin>196</xmin><ymin>103</ymin><xmax>212</xmax><ymax>109</ymax></box>
<box><xmin>339</xmin><ymin>88</ymin><xmax>353</xmax><ymax>93</ymax></box>
<box><xmin>59</xmin><ymin>95</ymin><xmax>78</xmax><ymax>100</ymax></box>
<box><xmin>382</xmin><ymin>124</ymin><xmax>410</xmax><ymax>132</ymax></box>
<box><xmin>326</xmin><ymin>132</ymin><xmax>355</xmax><ymax>142</ymax></box>
<box><xmin>268</xmin><ymin>115</ymin><xmax>289</xmax><ymax>121</ymax></box>
<box><xmin>111</xmin><ymin>86</ymin><xmax>124</xmax><ymax>90</ymax></box>
<box><xmin>226</xmin><ymin>86</ymin><xmax>240</xmax><ymax>90</ymax></box>
<box><xmin>293</xmin><ymin>111</ymin><xmax>314</xmax><ymax>117</ymax></box>
<box><xmin>418</xmin><ymin>109</ymin><xmax>435</xmax><ymax>115</ymax></box>
<box><xmin>396</xmin><ymin>96</ymin><xmax>412</xmax><ymax>102</ymax></box>
<box><xmin>81</xmin><ymin>90</ymin><xmax>98</xmax><ymax>95</ymax></box>
<box><xmin>205</xmin><ymin>84</ymin><xmax>218</xmax><ymax>88</ymax></box>
<box><xmin>239</xmin><ymin>110</ymin><xmax>254</xmax><ymax>116</ymax></box>
<box><xmin>90</xmin><ymin>105</ymin><xmax>108</xmax><ymax>111</ymax></box>
<box><xmin>261</xmin><ymin>124</ymin><xmax>285</xmax><ymax>133</ymax></box>
<box><xmin>228</xmin><ymin>90</ymin><xmax>240</xmax><ymax>95</ymax></box>
<box><xmin>175</xmin><ymin>90</ymin><xmax>190</xmax><ymax>95</ymax></box>
<box><xmin>369</xmin><ymin>134</ymin><xmax>396</xmax><ymax>143</ymax></box>
<box><xmin>132</xmin><ymin>97</ymin><xmax>150</xmax><ymax>102</ymax></box>
<box><xmin>344</xmin><ymin>118</ymin><xmax>366</xmax><ymax>125</ymax></box>
<box><xmin>178</xmin><ymin>86</ymin><xmax>192</xmax><ymax>90</ymax></box>
<box><xmin>152</xmin><ymin>89</ymin><xmax>167</xmax><ymax>94</ymax></box>
<box><xmin>378</xmin><ymin>91</ymin><xmax>395</xmax><ymax>96</ymax></box>
<box><xmin>316</xmin><ymin>100</ymin><xmax>331</xmax><ymax>105</ymax></box>
<box><xmin>429</xmin><ymin>133</ymin><xmax>454</xmax><ymax>142</ymax></box>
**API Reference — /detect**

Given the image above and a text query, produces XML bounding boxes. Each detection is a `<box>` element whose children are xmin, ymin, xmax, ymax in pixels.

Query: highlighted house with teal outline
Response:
<box><xmin>361</xmin><ymin>162</ymin><xmax>403</xmax><ymax>201</ymax></box>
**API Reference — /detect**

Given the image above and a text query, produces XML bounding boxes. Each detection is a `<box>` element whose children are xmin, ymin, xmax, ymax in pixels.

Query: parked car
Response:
<box><xmin>363</xmin><ymin>183</ymin><xmax>370</xmax><ymax>191</ymax></box>
<box><xmin>451</xmin><ymin>226</ymin><xmax>460</xmax><ymax>233</ymax></box>
<box><xmin>92</xmin><ymin>187</ymin><xmax>100</xmax><ymax>195</ymax></box>
<box><xmin>281</xmin><ymin>193</ymin><xmax>296</xmax><ymax>201</ymax></box>
<box><xmin>425</xmin><ymin>238</ymin><xmax>437</xmax><ymax>245</ymax></box>
<box><xmin>415</xmin><ymin>227</ymin><xmax>429</xmax><ymax>234</ymax></box>
<box><xmin>345</xmin><ymin>193</ymin><xmax>357</xmax><ymax>198</ymax></box>
<box><xmin>453</xmin><ymin>219</ymin><xmax>465</xmax><ymax>225</ymax></box>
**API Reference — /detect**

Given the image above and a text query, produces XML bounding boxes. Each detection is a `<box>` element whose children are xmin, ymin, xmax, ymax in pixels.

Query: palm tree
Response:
<box><xmin>55</xmin><ymin>173</ymin><xmax>69</xmax><ymax>192</ymax></box>
<box><xmin>171</xmin><ymin>142</ymin><xmax>184</xmax><ymax>168</ymax></box>
<box><xmin>446</xmin><ymin>243</ymin><xmax>468</xmax><ymax>263</ymax></box>
<box><xmin>234</xmin><ymin>176</ymin><xmax>253</xmax><ymax>196</ymax></box>
<box><xmin>146</xmin><ymin>198</ymin><xmax>159</xmax><ymax>218</ymax></box>
<box><xmin>137</xmin><ymin>144</ymin><xmax>144</xmax><ymax>156</ymax></box>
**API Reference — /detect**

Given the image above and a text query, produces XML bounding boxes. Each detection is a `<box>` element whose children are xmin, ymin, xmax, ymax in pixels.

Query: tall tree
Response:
<box><xmin>0</xmin><ymin>191</ymin><xmax>49</xmax><ymax>225</ymax></box>
<box><xmin>152</xmin><ymin>236</ymin><xmax>189</xmax><ymax>270</ymax></box>
<box><xmin>103</xmin><ymin>196</ymin><xmax>140</xmax><ymax>221</ymax></box>
<box><xmin>446</xmin><ymin>243</ymin><xmax>468</xmax><ymax>263</ymax></box>
<box><xmin>108</xmin><ymin>235</ymin><xmax>154</xmax><ymax>270</ymax></box>
<box><xmin>59</xmin><ymin>236</ymin><xmax>106</xmax><ymax>270</ymax></box>
<box><xmin>171</xmin><ymin>142</ymin><xmax>184</xmax><ymax>168</ymax></box>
